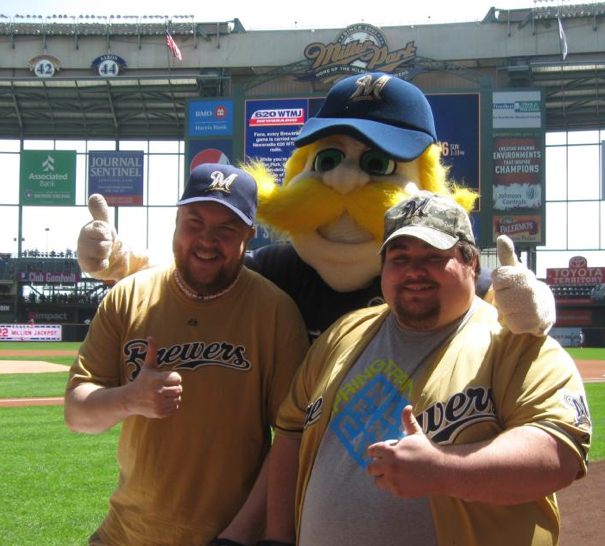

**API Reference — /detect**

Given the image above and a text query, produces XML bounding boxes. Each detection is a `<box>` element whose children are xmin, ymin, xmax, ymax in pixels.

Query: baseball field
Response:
<box><xmin>0</xmin><ymin>342</ymin><xmax>603</xmax><ymax>545</ymax></box>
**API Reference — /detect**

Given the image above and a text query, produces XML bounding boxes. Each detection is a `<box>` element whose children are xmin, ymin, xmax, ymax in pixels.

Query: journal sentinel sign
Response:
<box><xmin>88</xmin><ymin>151</ymin><xmax>144</xmax><ymax>206</ymax></box>
<box><xmin>188</xmin><ymin>100</ymin><xmax>233</xmax><ymax>137</ymax></box>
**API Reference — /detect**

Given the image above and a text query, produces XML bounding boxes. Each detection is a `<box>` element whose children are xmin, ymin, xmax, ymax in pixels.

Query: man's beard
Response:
<box><xmin>256</xmin><ymin>176</ymin><xmax>407</xmax><ymax>242</ymax></box>
<box><xmin>393</xmin><ymin>287</ymin><xmax>441</xmax><ymax>330</ymax></box>
<box><xmin>175</xmin><ymin>252</ymin><xmax>243</xmax><ymax>297</ymax></box>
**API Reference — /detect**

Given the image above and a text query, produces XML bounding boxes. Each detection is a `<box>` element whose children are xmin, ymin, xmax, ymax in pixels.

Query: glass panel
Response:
<box><xmin>567</xmin><ymin>145</ymin><xmax>599</xmax><ymax>200</ymax></box>
<box><xmin>0</xmin><ymin>153</ymin><xmax>21</xmax><ymax>204</ymax></box>
<box><xmin>116</xmin><ymin>207</ymin><xmax>147</xmax><ymax>251</ymax></box>
<box><xmin>23</xmin><ymin>140</ymin><xmax>54</xmax><ymax>150</ymax></box>
<box><xmin>150</xmin><ymin>141</ymin><xmax>179</xmax><ymax>154</ymax></box>
<box><xmin>119</xmin><ymin>141</ymin><xmax>149</xmax><ymax>152</ymax></box>
<box><xmin>21</xmin><ymin>206</ymin><xmax>92</xmax><ymax>256</ymax></box>
<box><xmin>0</xmin><ymin>139</ymin><xmax>21</xmax><ymax>153</ymax></box>
<box><xmin>546</xmin><ymin>132</ymin><xmax>566</xmax><ymax>146</ymax></box>
<box><xmin>148</xmin><ymin>155</ymin><xmax>180</xmax><ymax>206</ymax></box>
<box><xmin>543</xmin><ymin>202</ymin><xmax>567</xmax><ymax>250</ymax></box>
<box><xmin>86</xmin><ymin>141</ymin><xmax>116</xmax><ymax>151</ymax></box>
<box><xmin>148</xmin><ymin>207</ymin><xmax>177</xmax><ymax>263</ymax></box>
<box><xmin>567</xmin><ymin>130</ymin><xmax>599</xmax><ymax>145</ymax></box>
<box><xmin>56</xmin><ymin>140</ymin><xmax>86</xmax><ymax>153</ymax></box>
<box><xmin>0</xmin><ymin>206</ymin><xmax>19</xmax><ymax>255</ymax></box>
<box><xmin>545</xmin><ymin>146</ymin><xmax>566</xmax><ymax>201</ymax></box>
<box><xmin>568</xmin><ymin>201</ymin><xmax>599</xmax><ymax>249</ymax></box>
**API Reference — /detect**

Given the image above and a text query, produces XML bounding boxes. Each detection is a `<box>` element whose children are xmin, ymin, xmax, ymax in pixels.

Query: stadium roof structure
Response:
<box><xmin>0</xmin><ymin>5</ymin><xmax>604</xmax><ymax>139</ymax></box>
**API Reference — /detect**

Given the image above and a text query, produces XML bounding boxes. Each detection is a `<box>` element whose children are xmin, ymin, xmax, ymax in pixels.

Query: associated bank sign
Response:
<box><xmin>19</xmin><ymin>150</ymin><xmax>76</xmax><ymax>205</ymax></box>
<box><xmin>298</xmin><ymin>24</ymin><xmax>417</xmax><ymax>80</ymax></box>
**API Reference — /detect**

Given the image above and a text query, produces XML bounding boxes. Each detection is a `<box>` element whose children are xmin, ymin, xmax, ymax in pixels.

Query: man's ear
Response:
<box><xmin>246</xmin><ymin>226</ymin><xmax>256</xmax><ymax>244</ymax></box>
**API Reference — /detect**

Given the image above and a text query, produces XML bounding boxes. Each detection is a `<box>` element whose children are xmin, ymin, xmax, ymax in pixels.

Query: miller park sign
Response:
<box><xmin>298</xmin><ymin>24</ymin><xmax>418</xmax><ymax>81</ymax></box>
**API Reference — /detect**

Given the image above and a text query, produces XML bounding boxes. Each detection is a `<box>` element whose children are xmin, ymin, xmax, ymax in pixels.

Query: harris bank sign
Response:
<box><xmin>298</xmin><ymin>24</ymin><xmax>417</xmax><ymax>81</ymax></box>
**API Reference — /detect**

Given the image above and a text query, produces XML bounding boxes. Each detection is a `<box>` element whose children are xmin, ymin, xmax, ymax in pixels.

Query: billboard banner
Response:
<box><xmin>427</xmin><ymin>93</ymin><xmax>480</xmax><ymax>200</ymax></box>
<box><xmin>493</xmin><ymin>215</ymin><xmax>542</xmax><ymax>244</ymax></box>
<box><xmin>188</xmin><ymin>100</ymin><xmax>234</xmax><ymax>137</ymax></box>
<box><xmin>88</xmin><ymin>151</ymin><xmax>144</xmax><ymax>206</ymax></box>
<box><xmin>187</xmin><ymin>140</ymin><xmax>233</xmax><ymax>173</ymax></box>
<box><xmin>245</xmin><ymin>98</ymin><xmax>314</xmax><ymax>182</ymax></box>
<box><xmin>18</xmin><ymin>271</ymin><xmax>82</xmax><ymax>283</ymax></box>
<box><xmin>19</xmin><ymin>150</ymin><xmax>76</xmax><ymax>206</ymax></box>
<box><xmin>492</xmin><ymin>135</ymin><xmax>542</xmax><ymax>211</ymax></box>
<box><xmin>493</xmin><ymin>91</ymin><xmax>542</xmax><ymax>129</ymax></box>
<box><xmin>0</xmin><ymin>323</ymin><xmax>62</xmax><ymax>341</ymax></box>
<box><xmin>244</xmin><ymin>93</ymin><xmax>480</xmax><ymax>190</ymax></box>
<box><xmin>546</xmin><ymin>256</ymin><xmax>605</xmax><ymax>286</ymax></box>
<box><xmin>555</xmin><ymin>310</ymin><xmax>592</xmax><ymax>326</ymax></box>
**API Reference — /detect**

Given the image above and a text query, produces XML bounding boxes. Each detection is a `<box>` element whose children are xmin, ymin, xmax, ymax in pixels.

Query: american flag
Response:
<box><xmin>165</xmin><ymin>31</ymin><xmax>183</xmax><ymax>61</ymax></box>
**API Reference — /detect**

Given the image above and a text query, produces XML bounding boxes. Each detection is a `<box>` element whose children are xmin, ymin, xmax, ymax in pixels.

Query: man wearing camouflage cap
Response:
<box><xmin>265</xmin><ymin>191</ymin><xmax>591</xmax><ymax>546</ymax></box>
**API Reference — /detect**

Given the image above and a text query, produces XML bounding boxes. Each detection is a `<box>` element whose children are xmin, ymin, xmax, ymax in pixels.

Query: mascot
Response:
<box><xmin>78</xmin><ymin>72</ymin><xmax>554</xmax><ymax>338</ymax></box>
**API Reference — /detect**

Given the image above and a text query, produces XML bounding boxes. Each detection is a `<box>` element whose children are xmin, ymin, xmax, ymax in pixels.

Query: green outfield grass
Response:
<box><xmin>0</xmin><ymin>372</ymin><xmax>69</xmax><ymax>398</ymax></box>
<box><xmin>0</xmin><ymin>406</ymin><xmax>120</xmax><ymax>546</ymax></box>
<box><xmin>0</xmin><ymin>341</ymin><xmax>81</xmax><ymax>351</ymax></box>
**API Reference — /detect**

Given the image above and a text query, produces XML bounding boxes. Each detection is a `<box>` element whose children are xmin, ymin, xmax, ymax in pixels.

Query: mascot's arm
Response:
<box><xmin>490</xmin><ymin>235</ymin><xmax>556</xmax><ymax>336</ymax></box>
<box><xmin>77</xmin><ymin>194</ymin><xmax>154</xmax><ymax>281</ymax></box>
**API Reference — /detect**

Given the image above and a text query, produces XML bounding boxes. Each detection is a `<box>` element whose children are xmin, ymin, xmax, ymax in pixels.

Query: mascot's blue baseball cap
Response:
<box><xmin>176</xmin><ymin>163</ymin><xmax>258</xmax><ymax>226</ymax></box>
<box><xmin>295</xmin><ymin>72</ymin><xmax>437</xmax><ymax>162</ymax></box>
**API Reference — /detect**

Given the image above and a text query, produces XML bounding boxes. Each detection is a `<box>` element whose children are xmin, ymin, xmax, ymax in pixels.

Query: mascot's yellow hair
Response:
<box><xmin>243</xmin><ymin>141</ymin><xmax>479</xmax><ymax>238</ymax></box>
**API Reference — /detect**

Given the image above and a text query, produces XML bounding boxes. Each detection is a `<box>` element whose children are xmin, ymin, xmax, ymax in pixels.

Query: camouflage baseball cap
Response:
<box><xmin>380</xmin><ymin>191</ymin><xmax>475</xmax><ymax>252</ymax></box>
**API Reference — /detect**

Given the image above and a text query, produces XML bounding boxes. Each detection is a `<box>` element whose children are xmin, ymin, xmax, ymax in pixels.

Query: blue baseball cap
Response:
<box><xmin>176</xmin><ymin>164</ymin><xmax>258</xmax><ymax>226</ymax></box>
<box><xmin>295</xmin><ymin>73</ymin><xmax>437</xmax><ymax>162</ymax></box>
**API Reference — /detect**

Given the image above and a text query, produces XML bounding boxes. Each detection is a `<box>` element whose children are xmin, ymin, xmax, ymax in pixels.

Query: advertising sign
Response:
<box><xmin>188</xmin><ymin>140</ymin><xmax>233</xmax><ymax>173</ymax></box>
<box><xmin>546</xmin><ymin>256</ymin><xmax>605</xmax><ymax>286</ymax></box>
<box><xmin>0</xmin><ymin>323</ymin><xmax>62</xmax><ymax>341</ymax></box>
<box><xmin>245</xmin><ymin>93</ymin><xmax>480</xmax><ymax>193</ymax></box>
<box><xmin>245</xmin><ymin>98</ymin><xmax>311</xmax><ymax>182</ymax></box>
<box><xmin>188</xmin><ymin>100</ymin><xmax>234</xmax><ymax>137</ymax></box>
<box><xmin>18</xmin><ymin>271</ymin><xmax>82</xmax><ymax>283</ymax></box>
<box><xmin>88</xmin><ymin>151</ymin><xmax>144</xmax><ymax>206</ymax></box>
<box><xmin>20</xmin><ymin>150</ymin><xmax>76</xmax><ymax>206</ymax></box>
<box><xmin>555</xmin><ymin>310</ymin><xmax>592</xmax><ymax>326</ymax></box>
<box><xmin>493</xmin><ymin>91</ymin><xmax>542</xmax><ymax>129</ymax></box>
<box><xmin>427</xmin><ymin>93</ymin><xmax>480</xmax><ymax>199</ymax></box>
<box><xmin>298</xmin><ymin>24</ymin><xmax>417</xmax><ymax>81</ymax></box>
<box><xmin>492</xmin><ymin>135</ymin><xmax>542</xmax><ymax>211</ymax></box>
<box><xmin>493</xmin><ymin>215</ymin><xmax>542</xmax><ymax>244</ymax></box>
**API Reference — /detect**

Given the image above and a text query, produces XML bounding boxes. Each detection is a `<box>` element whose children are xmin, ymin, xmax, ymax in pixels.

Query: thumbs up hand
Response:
<box><xmin>77</xmin><ymin>194</ymin><xmax>154</xmax><ymax>281</ymax></box>
<box><xmin>366</xmin><ymin>406</ymin><xmax>442</xmax><ymax>498</ymax></box>
<box><xmin>125</xmin><ymin>337</ymin><xmax>183</xmax><ymax>419</ymax></box>
<box><xmin>490</xmin><ymin>235</ymin><xmax>556</xmax><ymax>336</ymax></box>
<box><xmin>77</xmin><ymin>194</ymin><xmax>118</xmax><ymax>277</ymax></box>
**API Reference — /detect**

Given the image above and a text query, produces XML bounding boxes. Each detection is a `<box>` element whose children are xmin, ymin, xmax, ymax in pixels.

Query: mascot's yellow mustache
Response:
<box><xmin>256</xmin><ymin>176</ymin><xmax>407</xmax><ymax>243</ymax></box>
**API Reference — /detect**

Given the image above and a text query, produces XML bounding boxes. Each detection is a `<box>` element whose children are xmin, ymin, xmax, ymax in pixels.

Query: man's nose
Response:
<box><xmin>404</xmin><ymin>258</ymin><xmax>428</xmax><ymax>277</ymax></box>
<box><xmin>322</xmin><ymin>159</ymin><xmax>370</xmax><ymax>195</ymax></box>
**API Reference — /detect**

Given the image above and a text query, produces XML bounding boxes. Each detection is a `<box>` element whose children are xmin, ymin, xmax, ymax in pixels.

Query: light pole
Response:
<box><xmin>45</xmin><ymin>227</ymin><xmax>50</xmax><ymax>254</ymax></box>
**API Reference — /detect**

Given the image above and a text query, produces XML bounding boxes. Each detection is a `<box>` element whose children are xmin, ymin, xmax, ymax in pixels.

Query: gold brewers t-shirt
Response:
<box><xmin>68</xmin><ymin>264</ymin><xmax>309</xmax><ymax>546</ymax></box>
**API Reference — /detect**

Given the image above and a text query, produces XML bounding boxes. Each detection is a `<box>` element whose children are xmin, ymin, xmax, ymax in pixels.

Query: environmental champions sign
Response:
<box><xmin>19</xmin><ymin>150</ymin><xmax>76</xmax><ymax>205</ymax></box>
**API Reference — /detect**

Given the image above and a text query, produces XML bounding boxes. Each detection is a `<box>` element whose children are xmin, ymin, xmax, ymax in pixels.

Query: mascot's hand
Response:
<box><xmin>77</xmin><ymin>194</ymin><xmax>153</xmax><ymax>281</ymax></box>
<box><xmin>491</xmin><ymin>235</ymin><xmax>555</xmax><ymax>336</ymax></box>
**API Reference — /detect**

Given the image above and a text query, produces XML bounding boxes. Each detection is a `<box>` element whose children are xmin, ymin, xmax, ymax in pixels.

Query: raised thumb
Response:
<box><xmin>88</xmin><ymin>194</ymin><xmax>111</xmax><ymax>224</ymax></box>
<box><xmin>143</xmin><ymin>337</ymin><xmax>159</xmax><ymax>370</ymax></box>
<box><xmin>497</xmin><ymin>235</ymin><xmax>519</xmax><ymax>267</ymax></box>
<box><xmin>401</xmin><ymin>405</ymin><xmax>422</xmax><ymax>436</ymax></box>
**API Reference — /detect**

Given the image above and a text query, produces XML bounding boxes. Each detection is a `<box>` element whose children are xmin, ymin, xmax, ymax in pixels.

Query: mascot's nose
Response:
<box><xmin>322</xmin><ymin>159</ymin><xmax>370</xmax><ymax>195</ymax></box>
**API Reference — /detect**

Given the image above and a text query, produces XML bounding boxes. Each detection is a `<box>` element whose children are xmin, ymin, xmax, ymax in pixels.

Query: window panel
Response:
<box><xmin>545</xmin><ymin>146</ymin><xmax>567</xmax><ymax>201</ymax></box>
<box><xmin>567</xmin><ymin>201</ymin><xmax>600</xmax><ymax>249</ymax></box>
<box><xmin>0</xmin><ymin>153</ymin><xmax>20</xmax><ymax>205</ymax></box>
